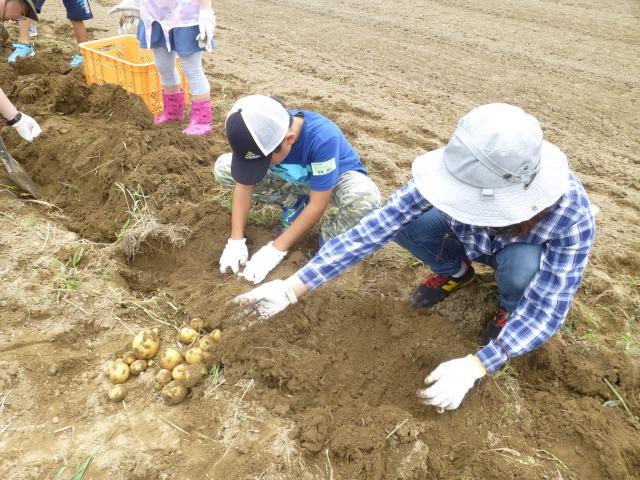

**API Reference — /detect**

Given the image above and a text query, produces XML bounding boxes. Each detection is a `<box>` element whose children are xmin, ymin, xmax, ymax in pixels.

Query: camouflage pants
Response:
<box><xmin>213</xmin><ymin>153</ymin><xmax>381</xmax><ymax>240</ymax></box>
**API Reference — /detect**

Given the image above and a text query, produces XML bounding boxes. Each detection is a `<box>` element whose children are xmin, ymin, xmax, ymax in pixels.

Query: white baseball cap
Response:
<box><xmin>225</xmin><ymin>95</ymin><xmax>291</xmax><ymax>185</ymax></box>
<box><xmin>412</xmin><ymin>103</ymin><xmax>569</xmax><ymax>226</ymax></box>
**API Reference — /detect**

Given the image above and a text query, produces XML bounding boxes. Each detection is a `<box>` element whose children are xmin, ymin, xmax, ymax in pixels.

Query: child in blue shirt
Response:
<box><xmin>214</xmin><ymin>94</ymin><xmax>381</xmax><ymax>284</ymax></box>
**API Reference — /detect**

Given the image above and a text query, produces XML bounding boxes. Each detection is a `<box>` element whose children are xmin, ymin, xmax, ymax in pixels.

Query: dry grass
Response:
<box><xmin>115</xmin><ymin>182</ymin><xmax>191</xmax><ymax>258</ymax></box>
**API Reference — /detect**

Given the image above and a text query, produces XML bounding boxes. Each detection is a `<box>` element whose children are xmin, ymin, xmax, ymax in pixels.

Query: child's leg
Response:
<box><xmin>321</xmin><ymin>171</ymin><xmax>381</xmax><ymax>242</ymax></box>
<box><xmin>18</xmin><ymin>19</ymin><xmax>31</xmax><ymax>43</ymax></box>
<box><xmin>213</xmin><ymin>153</ymin><xmax>309</xmax><ymax>205</ymax></box>
<box><xmin>180</xmin><ymin>51</ymin><xmax>212</xmax><ymax>135</ymax></box>
<box><xmin>7</xmin><ymin>21</ymin><xmax>35</xmax><ymax>63</ymax></box>
<box><xmin>153</xmin><ymin>47</ymin><xmax>181</xmax><ymax>90</ymax></box>
<box><xmin>70</xmin><ymin>19</ymin><xmax>87</xmax><ymax>44</ymax></box>
<box><xmin>152</xmin><ymin>47</ymin><xmax>185</xmax><ymax>123</ymax></box>
<box><xmin>62</xmin><ymin>0</ymin><xmax>92</xmax><ymax>66</ymax></box>
<box><xmin>180</xmin><ymin>51</ymin><xmax>210</xmax><ymax>100</ymax></box>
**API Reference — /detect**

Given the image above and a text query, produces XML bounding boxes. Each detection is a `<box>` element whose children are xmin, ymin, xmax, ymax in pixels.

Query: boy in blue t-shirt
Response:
<box><xmin>214</xmin><ymin>94</ymin><xmax>381</xmax><ymax>285</ymax></box>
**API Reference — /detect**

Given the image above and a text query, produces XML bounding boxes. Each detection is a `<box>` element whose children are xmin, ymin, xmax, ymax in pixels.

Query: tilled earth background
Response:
<box><xmin>0</xmin><ymin>1</ymin><xmax>639</xmax><ymax>479</ymax></box>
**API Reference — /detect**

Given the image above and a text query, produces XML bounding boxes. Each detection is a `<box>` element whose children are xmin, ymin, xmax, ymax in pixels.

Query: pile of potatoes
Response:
<box><xmin>106</xmin><ymin>318</ymin><xmax>223</xmax><ymax>405</ymax></box>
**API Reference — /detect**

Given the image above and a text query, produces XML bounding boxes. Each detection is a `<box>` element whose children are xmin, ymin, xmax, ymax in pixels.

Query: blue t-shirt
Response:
<box><xmin>268</xmin><ymin>110</ymin><xmax>367</xmax><ymax>191</ymax></box>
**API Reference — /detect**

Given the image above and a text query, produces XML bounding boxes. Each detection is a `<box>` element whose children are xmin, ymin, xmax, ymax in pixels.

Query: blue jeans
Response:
<box><xmin>394</xmin><ymin>208</ymin><xmax>542</xmax><ymax>313</ymax></box>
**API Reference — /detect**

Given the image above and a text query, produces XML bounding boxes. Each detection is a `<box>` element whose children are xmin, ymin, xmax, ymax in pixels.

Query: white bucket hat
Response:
<box><xmin>412</xmin><ymin>103</ymin><xmax>569</xmax><ymax>227</ymax></box>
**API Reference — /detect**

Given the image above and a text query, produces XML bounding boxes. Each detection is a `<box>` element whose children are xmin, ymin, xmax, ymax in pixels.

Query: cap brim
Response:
<box><xmin>412</xmin><ymin>141</ymin><xmax>570</xmax><ymax>227</ymax></box>
<box><xmin>230</xmin><ymin>151</ymin><xmax>272</xmax><ymax>185</ymax></box>
<box><xmin>24</xmin><ymin>0</ymin><xmax>39</xmax><ymax>21</ymax></box>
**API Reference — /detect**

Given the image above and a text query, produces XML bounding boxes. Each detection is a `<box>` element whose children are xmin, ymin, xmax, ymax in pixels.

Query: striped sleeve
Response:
<box><xmin>296</xmin><ymin>180</ymin><xmax>431</xmax><ymax>290</ymax></box>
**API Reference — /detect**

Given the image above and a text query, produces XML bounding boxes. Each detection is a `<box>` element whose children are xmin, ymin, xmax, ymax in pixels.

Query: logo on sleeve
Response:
<box><xmin>311</xmin><ymin>158</ymin><xmax>337</xmax><ymax>176</ymax></box>
<box><xmin>245</xmin><ymin>151</ymin><xmax>260</xmax><ymax>160</ymax></box>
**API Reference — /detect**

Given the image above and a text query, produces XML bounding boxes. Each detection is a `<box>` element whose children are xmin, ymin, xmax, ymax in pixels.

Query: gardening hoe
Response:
<box><xmin>0</xmin><ymin>136</ymin><xmax>38</xmax><ymax>197</ymax></box>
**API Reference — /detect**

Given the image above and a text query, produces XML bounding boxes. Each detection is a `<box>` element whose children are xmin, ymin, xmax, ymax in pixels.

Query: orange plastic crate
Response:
<box><xmin>79</xmin><ymin>34</ymin><xmax>189</xmax><ymax>115</ymax></box>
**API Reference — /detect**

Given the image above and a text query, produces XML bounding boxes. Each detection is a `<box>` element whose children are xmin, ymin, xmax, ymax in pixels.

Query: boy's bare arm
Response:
<box><xmin>273</xmin><ymin>189</ymin><xmax>332</xmax><ymax>251</ymax></box>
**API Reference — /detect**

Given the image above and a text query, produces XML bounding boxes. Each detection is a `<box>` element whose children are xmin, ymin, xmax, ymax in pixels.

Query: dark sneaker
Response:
<box><xmin>481</xmin><ymin>307</ymin><xmax>509</xmax><ymax>344</ymax></box>
<box><xmin>280</xmin><ymin>196</ymin><xmax>309</xmax><ymax>229</ymax></box>
<box><xmin>408</xmin><ymin>265</ymin><xmax>476</xmax><ymax>308</ymax></box>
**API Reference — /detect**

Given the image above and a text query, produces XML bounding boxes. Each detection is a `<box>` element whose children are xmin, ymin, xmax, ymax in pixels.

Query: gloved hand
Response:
<box><xmin>196</xmin><ymin>8</ymin><xmax>216</xmax><ymax>52</ymax></box>
<box><xmin>219</xmin><ymin>237</ymin><xmax>248</xmax><ymax>274</ymax></box>
<box><xmin>240</xmin><ymin>242</ymin><xmax>287</xmax><ymax>284</ymax></box>
<box><xmin>13</xmin><ymin>113</ymin><xmax>41</xmax><ymax>142</ymax></box>
<box><xmin>234</xmin><ymin>279</ymin><xmax>297</xmax><ymax>320</ymax></box>
<box><xmin>416</xmin><ymin>355</ymin><xmax>486</xmax><ymax>411</ymax></box>
<box><xmin>108</xmin><ymin>0</ymin><xmax>140</xmax><ymax>34</ymax></box>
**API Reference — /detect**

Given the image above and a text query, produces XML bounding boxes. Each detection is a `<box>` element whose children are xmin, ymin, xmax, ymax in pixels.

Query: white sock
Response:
<box><xmin>451</xmin><ymin>260</ymin><xmax>468</xmax><ymax>278</ymax></box>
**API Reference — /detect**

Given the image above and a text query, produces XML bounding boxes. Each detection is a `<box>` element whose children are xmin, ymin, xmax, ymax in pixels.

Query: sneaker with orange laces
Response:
<box><xmin>481</xmin><ymin>306</ymin><xmax>509</xmax><ymax>344</ymax></box>
<box><xmin>408</xmin><ymin>265</ymin><xmax>476</xmax><ymax>308</ymax></box>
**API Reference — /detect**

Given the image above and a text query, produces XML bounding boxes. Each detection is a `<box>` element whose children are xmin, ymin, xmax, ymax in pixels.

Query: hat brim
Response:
<box><xmin>24</xmin><ymin>0</ymin><xmax>39</xmax><ymax>21</ymax></box>
<box><xmin>412</xmin><ymin>141</ymin><xmax>569</xmax><ymax>227</ymax></box>
<box><xmin>230</xmin><ymin>151</ymin><xmax>272</xmax><ymax>185</ymax></box>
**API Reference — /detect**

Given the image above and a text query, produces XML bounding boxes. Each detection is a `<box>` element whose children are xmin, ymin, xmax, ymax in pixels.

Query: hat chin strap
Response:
<box><xmin>453</xmin><ymin>128</ymin><xmax>541</xmax><ymax>186</ymax></box>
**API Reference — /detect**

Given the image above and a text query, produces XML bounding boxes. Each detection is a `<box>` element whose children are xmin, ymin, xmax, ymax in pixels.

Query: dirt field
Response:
<box><xmin>1</xmin><ymin>0</ymin><xmax>639</xmax><ymax>479</ymax></box>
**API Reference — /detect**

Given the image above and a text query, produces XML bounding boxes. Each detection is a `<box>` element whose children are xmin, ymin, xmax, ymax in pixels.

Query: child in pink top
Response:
<box><xmin>110</xmin><ymin>0</ymin><xmax>215</xmax><ymax>136</ymax></box>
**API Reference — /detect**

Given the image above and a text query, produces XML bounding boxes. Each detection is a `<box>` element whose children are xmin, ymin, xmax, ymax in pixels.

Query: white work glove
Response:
<box><xmin>219</xmin><ymin>237</ymin><xmax>248</xmax><ymax>274</ymax></box>
<box><xmin>416</xmin><ymin>355</ymin><xmax>486</xmax><ymax>411</ymax></box>
<box><xmin>234</xmin><ymin>279</ymin><xmax>297</xmax><ymax>320</ymax></box>
<box><xmin>13</xmin><ymin>113</ymin><xmax>41</xmax><ymax>142</ymax></box>
<box><xmin>108</xmin><ymin>0</ymin><xmax>140</xmax><ymax>34</ymax></box>
<box><xmin>240</xmin><ymin>242</ymin><xmax>287</xmax><ymax>284</ymax></box>
<box><xmin>196</xmin><ymin>8</ymin><xmax>216</xmax><ymax>52</ymax></box>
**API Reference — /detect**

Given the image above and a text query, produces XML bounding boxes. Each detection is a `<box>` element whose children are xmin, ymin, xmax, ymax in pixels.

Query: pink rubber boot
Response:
<box><xmin>154</xmin><ymin>90</ymin><xmax>185</xmax><ymax>124</ymax></box>
<box><xmin>183</xmin><ymin>99</ymin><xmax>212</xmax><ymax>136</ymax></box>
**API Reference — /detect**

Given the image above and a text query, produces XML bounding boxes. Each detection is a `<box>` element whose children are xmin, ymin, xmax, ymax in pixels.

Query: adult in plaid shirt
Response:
<box><xmin>235</xmin><ymin>103</ymin><xmax>596</xmax><ymax>412</ymax></box>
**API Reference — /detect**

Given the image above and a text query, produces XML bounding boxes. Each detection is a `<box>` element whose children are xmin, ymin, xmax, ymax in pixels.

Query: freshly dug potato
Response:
<box><xmin>185</xmin><ymin>347</ymin><xmax>203</xmax><ymax>365</ymax></box>
<box><xmin>156</xmin><ymin>369</ymin><xmax>173</xmax><ymax>385</ymax></box>
<box><xmin>158</xmin><ymin>347</ymin><xmax>183</xmax><ymax>370</ymax></box>
<box><xmin>189</xmin><ymin>318</ymin><xmax>205</xmax><ymax>331</ymax></box>
<box><xmin>110</xmin><ymin>361</ymin><xmax>130</xmax><ymax>384</ymax></box>
<box><xmin>178</xmin><ymin>327</ymin><xmax>198</xmax><ymax>345</ymax></box>
<box><xmin>131</xmin><ymin>329</ymin><xmax>160</xmax><ymax>360</ymax></box>
<box><xmin>182</xmin><ymin>363</ymin><xmax>208</xmax><ymax>387</ymax></box>
<box><xmin>108</xmin><ymin>385</ymin><xmax>127</xmax><ymax>402</ymax></box>
<box><xmin>130</xmin><ymin>359</ymin><xmax>147</xmax><ymax>376</ymax></box>
<box><xmin>199</xmin><ymin>334</ymin><xmax>216</xmax><ymax>352</ymax></box>
<box><xmin>161</xmin><ymin>380</ymin><xmax>188</xmax><ymax>405</ymax></box>
<box><xmin>122</xmin><ymin>352</ymin><xmax>136</xmax><ymax>365</ymax></box>
<box><xmin>172</xmin><ymin>363</ymin><xmax>189</xmax><ymax>382</ymax></box>
<box><xmin>211</xmin><ymin>329</ymin><xmax>222</xmax><ymax>342</ymax></box>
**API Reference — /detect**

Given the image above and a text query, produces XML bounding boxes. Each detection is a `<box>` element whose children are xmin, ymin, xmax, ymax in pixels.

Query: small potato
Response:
<box><xmin>179</xmin><ymin>327</ymin><xmax>198</xmax><ymax>345</ymax></box>
<box><xmin>182</xmin><ymin>363</ymin><xmax>208</xmax><ymax>388</ymax></box>
<box><xmin>108</xmin><ymin>385</ymin><xmax>126</xmax><ymax>402</ymax></box>
<box><xmin>185</xmin><ymin>347</ymin><xmax>203</xmax><ymax>365</ymax></box>
<box><xmin>158</xmin><ymin>347</ymin><xmax>184</xmax><ymax>370</ymax></box>
<box><xmin>109</xmin><ymin>361</ymin><xmax>130</xmax><ymax>384</ymax></box>
<box><xmin>199</xmin><ymin>334</ymin><xmax>216</xmax><ymax>352</ymax></box>
<box><xmin>122</xmin><ymin>353</ymin><xmax>136</xmax><ymax>365</ymax></box>
<box><xmin>147</xmin><ymin>360</ymin><xmax>154</xmax><ymax>368</ymax></box>
<box><xmin>156</xmin><ymin>369</ymin><xmax>173</xmax><ymax>385</ymax></box>
<box><xmin>131</xmin><ymin>329</ymin><xmax>160</xmax><ymax>360</ymax></box>
<box><xmin>161</xmin><ymin>380</ymin><xmax>188</xmax><ymax>405</ymax></box>
<box><xmin>172</xmin><ymin>363</ymin><xmax>189</xmax><ymax>382</ymax></box>
<box><xmin>130</xmin><ymin>359</ymin><xmax>147</xmax><ymax>376</ymax></box>
<box><xmin>211</xmin><ymin>329</ymin><xmax>222</xmax><ymax>342</ymax></box>
<box><xmin>189</xmin><ymin>318</ymin><xmax>205</xmax><ymax>332</ymax></box>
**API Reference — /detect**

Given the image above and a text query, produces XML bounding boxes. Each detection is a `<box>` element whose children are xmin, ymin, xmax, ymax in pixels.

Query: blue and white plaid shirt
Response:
<box><xmin>296</xmin><ymin>173</ymin><xmax>595</xmax><ymax>373</ymax></box>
